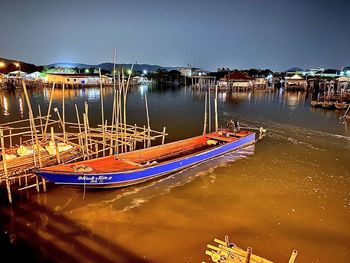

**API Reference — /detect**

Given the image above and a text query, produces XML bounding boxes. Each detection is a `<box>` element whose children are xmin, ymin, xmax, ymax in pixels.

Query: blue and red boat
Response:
<box><xmin>35</xmin><ymin>129</ymin><xmax>256</xmax><ymax>188</ymax></box>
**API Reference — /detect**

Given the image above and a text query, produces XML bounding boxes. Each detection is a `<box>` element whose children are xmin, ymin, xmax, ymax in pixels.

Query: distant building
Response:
<box><xmin>336</xmin><ymin>76</ymin><xmax>350</xmax><ymax>91</ymax></box>
<box><xmin>45</xmin><ymin>73</ymin><xmax>111</xmax><ymax>85</ymax></box>
<box><xmin>180</xmin><ymin>67</ymin><xmax>193</xmax><ymax>77</ymax></box>
<box><xmin>26</xmin><ymin>71</ymin><xmax>42</xmax><ymax>80</ymax></box>
<box><xmin>227</xmin><ymin>71</ymin><xmax>254</xmax><ymax>89</ymax></box>
<box><xmin>180</xmin><ymin>67</ymin><xmax>209</xmax><ymax>77</ymax></box>
<box><xmin>7</xmin><ymin>70</ymin><xmax>28</xmax><ymax>78</ymax></box>
<box><xmin>284</xmin><ymin>74</ymin><xmax>307</xmax><ymax>90</ymax></box>
<box><xmin>253</xmin><ymin>77</ymin><xmax>267</xmax><ymax>89</ymax></box>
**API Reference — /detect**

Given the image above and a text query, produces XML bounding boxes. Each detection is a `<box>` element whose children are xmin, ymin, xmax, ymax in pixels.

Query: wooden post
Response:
<box><xmin>245</xmin><ymin>247</ymin><xmax>252</xmax><ymax>263</ymax></box>
<box><xmin>162</xmin><ymin>126</ymin><xmax>166</xmax><ymax>144</ymax></box>
<box><xmin>83</xmin><ymin>113</ymin><xmax>89</xmax><ymax>158</ymax></box>
<box><xmin>50</xmin><ymin>126</ymin><xmax>55</xmax><ymax>142</ymax></box>
<box><xmin>9</xmin><ymin>129</ymin><xmax>12</xmax><ymax>149</ymax></box>
<box><xmin>95</xmin><ymin>143</ymin><xmax>99</xmax><ymax>158</ymax></box>
<box><xmin>208</xmin><ymin>82</ymin><xmax>211</xmax><ymax>132</ymax></box>
<box><xmin>75</xmin><ymin>104</ymin><xmax>85</xmax><ymax>158</ymax></box>
<box><xmin>143</xmin><ymin>125</ymin><xmax>146</xmax><ymax>148</ymax></box>
<box><xmin>145</xmin><ymin>93</ymin><xmax>151</xmax><ymax>147</ymax></box>
<box><xmin>203</xmin><ymin>92</ymin><xmax>207</xmax><ymax>135</ymax></box>
<box><xmin>133</xmin><ymin>124</ymin><xmax>137</xmax><ymax>150</ymax></box>
<box><xmin>103</xmin><ymin>120</ymin><xmax>107</xmax><ymax>156</ymax></box>
<box><xmin>22</xmin><ymin>81</ymin><xmax>43</xmax><ymax>168</ymax></box>
<box><xmin>43</xmin><ymin>83</ymin><xmax>55</xmax><ymax>137</ymax></box>
<box><xmin>62</xmin><ymin>83</ymin><xmax>66</xmax><ymax>142</ymax></box>
<box><xmin>54</xmin><ymin>108</ymin><xmax>66</xmax><ymax>144</ymax></box>
<box><xmin>1</xmin><ymin>129</ymin><xmax>12</xmax><ymax>203</ymax></box>
<box><xmin>99</xmin><ymin>69</ymin><xmax>105</xmax><ymax>156</ymax></box>
<box><xmin>55</xmin><ymin>143</ymin><xmax>61</xmax><ymax>163</ymax></box>
<box><xmin>215</xmin><ymin>85</ymin><xmax>218</xmax><ymax>131</ymax></box>
<box><xmin>38</xmin><ymin>105</ymin><xmax>44</xmax><ymax>136</ymax></box>
<box><xmin>110</xmin><ymin>45</ymin><xmax>117</xmax><ymax>155</ymax></box>
<box><xmin>288</xmin><ymin>250</ymin><xmax>298</xmax><ymax>263</ymax></box>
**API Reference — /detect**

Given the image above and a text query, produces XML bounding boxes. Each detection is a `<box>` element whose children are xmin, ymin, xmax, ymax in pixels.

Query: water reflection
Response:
<box><xmin>218</xmin><ymin>91</ymin><xmax>227</xmax><ymax>102</ymax></box>
<box><xmin>3</xmin><ymin>96</ymin><xmax>9</xmax><ymax>116</ymax></box>
<box><xmin>18</xmin><ymin>96</ymin><xmax>23</xmax><ymax>118</ymax></box>
<box><xmin>139</xmin><ymin>84</ymin><xmax>148</xmax><ymax>97</ymax></box>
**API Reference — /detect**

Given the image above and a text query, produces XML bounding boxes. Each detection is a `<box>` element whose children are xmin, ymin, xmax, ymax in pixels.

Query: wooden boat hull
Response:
<box><xmin>335</xmin><ymin>102</ymin><xmax>349</xmax><ymax>110</ymax></box>
<box><xmin>35</xmin><ymin>132</ymin><xmax>256</xmax><ymax>188</ymax></box>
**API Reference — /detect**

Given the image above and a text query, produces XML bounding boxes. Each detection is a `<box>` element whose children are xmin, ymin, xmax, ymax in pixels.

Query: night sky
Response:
<box><xmin>1</xmin><ymin>0</ymin><xmax>349</xmax><ymax>71</ymax></box>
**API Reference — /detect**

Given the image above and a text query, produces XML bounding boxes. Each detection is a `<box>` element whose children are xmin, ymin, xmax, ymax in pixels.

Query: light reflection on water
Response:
<box><xmin>0</xmin><ymin>86</ymin><xmax>349</xmax><ymax>263</ymax></box>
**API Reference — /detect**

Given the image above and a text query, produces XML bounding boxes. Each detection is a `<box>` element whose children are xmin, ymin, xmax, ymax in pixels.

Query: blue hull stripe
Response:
<box><xmin>36</xmin><ymin>133</ymin><xmax>255</xmax><ymax>187</ymax></box>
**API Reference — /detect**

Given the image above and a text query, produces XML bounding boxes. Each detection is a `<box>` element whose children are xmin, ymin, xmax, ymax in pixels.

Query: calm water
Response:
<box><xmin>0</xmin><ymin>85</ymin><xmax>349</xmax><ymax>262</ymax></box>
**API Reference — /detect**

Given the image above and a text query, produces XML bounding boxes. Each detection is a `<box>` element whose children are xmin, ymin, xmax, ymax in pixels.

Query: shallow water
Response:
<box><xmin>0</xmin><ymin>85</ymin><xmax>349</xmax><ymax>262</ymax></box>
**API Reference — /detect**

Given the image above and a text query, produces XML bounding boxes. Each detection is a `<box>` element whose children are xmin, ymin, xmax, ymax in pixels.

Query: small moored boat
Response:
<box><xmin>35</xmin><ymin>129</ymin><xmax>256</xmax><ymax>188</ymax></box>
<box><xmin>334</xmin><ymin>101</ymin><xmax>349</xmax><ymax>110</ymax></box>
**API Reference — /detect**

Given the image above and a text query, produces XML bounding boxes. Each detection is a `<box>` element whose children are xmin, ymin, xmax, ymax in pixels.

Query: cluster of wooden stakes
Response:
<box><xmin>0</xmin><ymin>64</ymin><xmax>167</xmax><ymax>204</ymax></box>
<box><xmin>204</xmin><ymin>235</ymin><xmax>298</xmax><ymax>263</ymax></box>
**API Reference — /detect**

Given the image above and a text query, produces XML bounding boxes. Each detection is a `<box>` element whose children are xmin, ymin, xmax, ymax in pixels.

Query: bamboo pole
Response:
<box><xmin>208</xmin><ymin>82</ymin><xmax>211</xmax><ymax>132</ymax></box>
<box><xmin>50</xmin><ymin>127</ymin><xmax>55</xmax><ymax>142</ymax></box>
<box><xmin>84</xmin><ymin>102</ymin><xmax>93</xmax><ymax>153</ymax></box>
<box><xmin>115</xmin><ymin>71</ymin><xmax>121</xmax><ymax>155</ymax></box>
<box><xmin>288</xmin><ymin>250</ymin><xmax>298</xmax><ymax>263</ymax></box>
<box><xmin>22</xmin><ymin>81</ymin><xmax>43</xmax><ymax>192</ymax></box>
<box><xmin>103</xmin><ymin>120</ymin><xmax>107</xmax><ymax>156</ymax></box>
<box><xmin>110</xmin><ymin>45</ymin><xmax>117</xmax><ymax>155</ymax></box>
<box><xmin>162</xmin><ymin>127</ymin><xmax>166</xmax><ymax>144</ymax></box>
<box><xmin>144</xmin><ymin>93</ymin><xmax>151</xmax><ymax>147</ymax></box>
<box><xmin>55</xmin><ymin>143</ymin><xmax>61</xmax><ymax>163</ymax></box>
<box><xmin>43</xmin><ymin>83</ymin><xmax>55</xmax><ymax>137</ymax></box>
<box><xmin>38</xmin><ymin>105</ymin><xmax>44</xmax><ymax>136</ymax></box>
<box><xmin>75</xmin><ymin>104</ymin><xmax>85</xmax><ymax>158</ymax></box>
<box><xmin>99</xmin><ymin>69</ymin><xmax>106</xmax><ymax>156</ymax></box>
<box><xmin>95</xmin><ymin>143</ymin><xmax>99</xmax><ymax>158</ymax></box>
<box><xmin>54</xmin><ymin>108</ymin><xmax>66</xmax><ymax>144</ymax></box>
<box><xmin>62</xmin><ymin>83</ymin><xmax>66</xmax><ymax>142</ymax></box>
<box><xmin>215</xmin><ymin>84</ymin><xmax>218</xmax><ymax>131</ymax></box>
<box><xmin>83</xmin><ymin>113</ymin><xmax>90</xmax><ymax>158</ymax></box>
<box><xmin>1</xmin><ymin>129</ymin><xmax>12</xmax><ymax>203</ymax></box>
<box><xmin>9</xmin><ymin>129</ymin><xmax>12</xmax><ymax>149</ymax></box>
<box><xmin>133</xmin><ymin>124</ymin><xmax>137</xmax><ymax>150</ymax></box>
<box><xmin>203</xmin><ymin>92</ymin><xmax>207</xmax><ymax>134</ymax></box>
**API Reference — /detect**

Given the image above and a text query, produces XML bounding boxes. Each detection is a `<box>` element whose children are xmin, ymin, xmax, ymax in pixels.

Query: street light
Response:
<box><xmin>14</xmin><ymin>62</ymin><xmax>21</xmax><ymax>77</ymax></box>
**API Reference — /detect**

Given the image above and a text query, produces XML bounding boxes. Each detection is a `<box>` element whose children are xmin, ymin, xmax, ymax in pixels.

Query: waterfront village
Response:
<box><xmin>1</xmin><ymin>59</ymin><xmax>350</xmax><ymax>110</ymax></box>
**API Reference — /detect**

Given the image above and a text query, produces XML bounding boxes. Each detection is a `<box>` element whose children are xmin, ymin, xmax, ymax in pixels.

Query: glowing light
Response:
<box><xmin>85</xmin><ymin>69</ymin><xmax>90</xmax><ymax>73</ymax></box>
<box><xmin>143</xmin><ymin>70</ymin><xmax>147</xmax><ymax>75</ymax></box>
<box><xmin>14</xmin><ymin>62</ymin><xmax>20</xmax><ymax>68</ymax></box>
<box><xmin>127</xmin><ymin>69</ymin><xmax>132</xmax><ymax>75</ymax></box>
<box><xmin>0</xmin><ymin>62</ymin><xmax>5</xmax><ymax>68</ymax></box>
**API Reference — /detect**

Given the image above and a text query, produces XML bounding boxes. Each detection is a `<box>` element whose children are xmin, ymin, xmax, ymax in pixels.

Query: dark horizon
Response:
<box><xmin>1</xmin><ymin>0</ymin><xmax>349</xmax><ymax>71</ymax></box>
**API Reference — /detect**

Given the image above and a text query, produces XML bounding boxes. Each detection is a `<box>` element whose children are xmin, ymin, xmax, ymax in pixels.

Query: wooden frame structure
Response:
<box><xmin>1</xmin><ymin>67</ymin><xmax>167</xmax><ymax>203</ymax></box>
